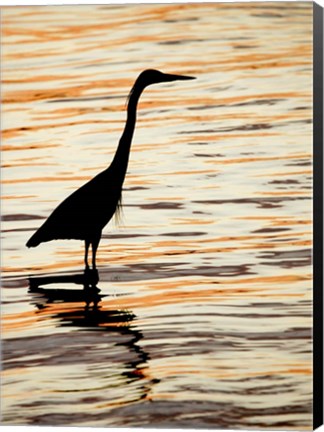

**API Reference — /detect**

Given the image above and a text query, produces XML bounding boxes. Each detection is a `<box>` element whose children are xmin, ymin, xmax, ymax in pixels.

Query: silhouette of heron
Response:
<box><xmin>26</xmin><ymin>69</ymin><xmax>195</xmax><ymax>270</ymax></box>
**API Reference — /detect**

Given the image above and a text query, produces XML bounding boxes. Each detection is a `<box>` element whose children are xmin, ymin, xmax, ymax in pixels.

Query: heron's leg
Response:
<box><xmin>91</xmin><ymin>232</ymin><xmax>101</xmax><ymax>270</ymax></box>
<box><xmin>84</xmin><ymin>240</ymin><xmax>90</xmax><ymax>269</ymax></box>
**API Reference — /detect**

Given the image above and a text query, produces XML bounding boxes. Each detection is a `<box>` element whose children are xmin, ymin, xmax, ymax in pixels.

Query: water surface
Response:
<box><xmin>1</xmin><ymin>2</ymin><xmax>313</xmax><ymax>429</ymax></box>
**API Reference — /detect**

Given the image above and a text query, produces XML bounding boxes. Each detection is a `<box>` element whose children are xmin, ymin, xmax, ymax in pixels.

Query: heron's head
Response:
<box><xmin>127</xmin><ymin>69</ymin><xmax>195</xmax><ymax>104</ymax></box>
<box><xmin>138</xmin><ymin>69</ymin><xmax>196</xmax><ymax>88</ymax></box>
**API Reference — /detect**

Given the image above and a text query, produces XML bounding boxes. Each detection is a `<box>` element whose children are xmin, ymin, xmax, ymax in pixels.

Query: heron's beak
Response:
<box><xmin>162</xmin><ymin>72</ymin><xmax>196</xmax><ymax>82</ymax></box>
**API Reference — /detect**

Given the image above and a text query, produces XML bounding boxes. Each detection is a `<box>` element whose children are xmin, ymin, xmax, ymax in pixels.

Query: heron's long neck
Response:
<box><xmin>110</xmin><ymin>84</ymin><xmax>144</xmax><ymax>181</ymax></box>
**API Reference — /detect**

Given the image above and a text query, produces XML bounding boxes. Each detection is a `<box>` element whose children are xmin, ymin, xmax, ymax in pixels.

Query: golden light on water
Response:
<box><xmin>1</xmin><ymin>2</ymin><xmax>313</xmax><ymax>429</ymax></box>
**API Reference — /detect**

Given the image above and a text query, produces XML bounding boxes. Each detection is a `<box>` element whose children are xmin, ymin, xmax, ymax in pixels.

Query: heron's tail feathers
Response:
<box><xmin>26</xmin><ymin>230</ymin><xmax>43</xmax><ymax>248</ymax></box>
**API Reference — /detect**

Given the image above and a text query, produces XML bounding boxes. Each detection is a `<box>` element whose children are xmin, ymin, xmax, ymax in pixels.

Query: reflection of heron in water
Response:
<box><xmin>26</xmin><ymin>70</ymin><xmax>195</xmax><ymax>270</ymax></box>
<box><xmin>28</xmin><ymin>274</ymin><xmax>157</xmax><ymax>402</ymax></box>
<box><xmin>29</xmin><ymin>270</ymin><xmax>101</xmax><ymax>309</ymax></box>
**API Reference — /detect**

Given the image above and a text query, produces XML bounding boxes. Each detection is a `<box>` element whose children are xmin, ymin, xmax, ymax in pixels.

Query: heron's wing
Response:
<box><xmin>27</xmin><ymin>170</ymin><xmax>121</xmax><ymax>245</ymax></box>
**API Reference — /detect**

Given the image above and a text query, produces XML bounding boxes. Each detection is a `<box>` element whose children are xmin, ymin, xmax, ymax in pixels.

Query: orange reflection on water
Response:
<box><xmin>1</xmin><ymin>175</ymin><xmax>91</xmax><ymax>185</ymax></box>
<box><xmin>206</xmin><ymin>153</ymin><xmax>311</xmax><ymax>166</ymax></box>
<box><xmin>2</xmin><ymin>2</ymin><xmax>313</xmax><ymax>428</ymax></box>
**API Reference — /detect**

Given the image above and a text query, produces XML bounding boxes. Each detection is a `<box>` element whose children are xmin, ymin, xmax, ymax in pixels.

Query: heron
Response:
<box><xmin>26</xmin><ymin>69</ymin><xmax>195</xmax><ymax>270</ymax></box>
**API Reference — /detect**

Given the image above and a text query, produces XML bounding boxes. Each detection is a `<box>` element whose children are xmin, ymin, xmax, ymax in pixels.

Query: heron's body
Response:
<box><xmin>26</xmin><ymin>69</ymin><xmax>195</xmax><ymax>269</ymax></box>
<box><xmin>27</xmin><ymin>168</ymin><xmax>121</xmax><ymax>242</ymax></box>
